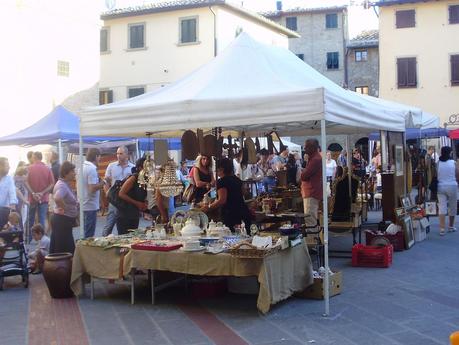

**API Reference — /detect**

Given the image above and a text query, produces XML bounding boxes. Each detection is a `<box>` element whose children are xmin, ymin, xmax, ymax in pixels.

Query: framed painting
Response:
<box><xmin>425</xmin><ymin>201</ymin><xmax>438</xmax><ymax>216</ymax></box>
<box><xmin>401</xmin><ymin>216</ymin><xmax>415</xmax><ymax>249</ymax></box>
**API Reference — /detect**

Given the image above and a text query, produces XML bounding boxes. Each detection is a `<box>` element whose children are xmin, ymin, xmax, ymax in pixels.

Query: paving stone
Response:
<box><xmin>234</xmin><ymin>320</ymin><xmax>294</xmax><ymax>345</ymax></box>
<box><xmin>143</xmin><ymin>304</ymin><xmax>186</xmax><ymax>321</ymax></box>
<box><xmin>117</xmin><ymin>311</ymin><xmax>170</xmax><ymax>345</ymax></box>
<box><xmin>157</xmin><ymin>318</ymin><xmax>212</xmax><ymax>345</ymax></box>
<box><xmin>401</xmin><ymin>317</ymin><xmax>457</xmax><ymax>344</ymax></box>
<box><xmin>386</xmin><ymin>330</ymin><xmax>443</xmax><ymax>345</ymax></box>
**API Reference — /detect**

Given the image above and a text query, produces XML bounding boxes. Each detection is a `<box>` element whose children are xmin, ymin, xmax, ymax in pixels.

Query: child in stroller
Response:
<box><xmin>0</xmin><ymin>212</ymin><xmax>28</xmax><ymax>290</ymax></box>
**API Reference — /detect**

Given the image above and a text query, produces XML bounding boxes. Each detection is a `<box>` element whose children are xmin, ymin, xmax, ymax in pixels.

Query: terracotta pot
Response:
<box><xmin>42</xmin><ymin>252</ymin><xmax>73</xmax><ymax>298</ymax></box>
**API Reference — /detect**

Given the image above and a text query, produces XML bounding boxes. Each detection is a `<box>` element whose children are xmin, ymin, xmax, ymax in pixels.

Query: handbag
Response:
<box><xmin>182</xmin><ymin>183</ymin><xmax>196</xmax><ymax>203</ymax></box>
<box><xmin>107</xmin><ymin>177</ymin><xmax>130</xmax><ymax>210</ymax></box>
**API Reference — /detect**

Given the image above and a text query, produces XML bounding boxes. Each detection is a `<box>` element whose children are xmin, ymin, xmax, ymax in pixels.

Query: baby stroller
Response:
<box><xmin>0</xmin><ymin>229</ymin><xmax>28</xmax><ymax>290</ymax></box>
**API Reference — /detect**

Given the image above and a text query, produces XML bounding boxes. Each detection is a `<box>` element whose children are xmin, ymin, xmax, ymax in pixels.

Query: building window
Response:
<box><xmin>128</xmin><ymin>23</ymin><xmax>145</xmax><ymax>49</ymax></box>
<box><xmin>449</xmin><ymin>5</ymin><xmax>459</xmax><ymax>24</ymax></box>
<box><xmin>397</xmin><ymin>57</ymin><xmax>417</xmax><ymax>88</ymax></box>
<box><xmin>396</xmin><ymin>9</ymin><xmax>415</xmax><ymax>28</ymax></box>
<box><xmin>128</xmin><ymin>86</ymin><xmax>145</xmax><ymax>98</ymax></box>
<box><xmin>286</xmin><ymin>17</ymin><xmax>297</xmax><ymax>31</ymax></box>
<box><xmin>296</xmin><ymin>54</ymin><xmax>304</xmax><ymax>60</ymax></box>
<box><xmin>451</xmin><ymin>54</ymin><xmax>459</xmax><ymax>86</ymax></box>
<box><xmin>100</xmin><ymin>27</ymin><xmax>109</xmax><ymax>53</ymax></box>
<box><xmin>355</xmin><ymin>50</ymin><xmax>368</xmax><ymax>62</ymax></box>
<box><xmin>326</xmin><ymin>52</ymin><xmax>339</xmax><ymax>70</ymax></box>
<box><xmin>57</xmin><ymin>61</ymin><xmax>69</xmax><ymax>77</ymax></box>
<box><xmin>326</xmin><ymin>13</ymin><xmax>338</xmax><ymax>28</ymax></box>
<box><xmin>180</xmin><ymin>17</ymin><xmax>198</xmax><ymax>44</ymax></box>
<box><xmin>99</xmin><ymin>90</ymin><xmax>113</xmax><ymax>105</ymax></box>
<box><xmin>355</xmin><ymin>86</ymin><xmax>369</xmax><ymax>95</ymax></box>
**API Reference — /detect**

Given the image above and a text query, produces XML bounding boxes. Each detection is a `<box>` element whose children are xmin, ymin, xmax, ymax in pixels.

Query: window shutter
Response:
<box><xmin>130</xmin><ymin>25</ymin><xmax>144</xmax><ymax>48</ymax></box>
<box><xmin>181</xmin><ymin>19</ymin><xmax>196</xmax><ymax>43</ymax></box>
<box><xmin>100</xmin><ymin>29</ymin><xmax>108</xmax><ymax>52</ymax></box>
<box><xmin>406</xmin><ymin>58</ymin><xmax>417</xmax><ymax>86</ymax></box>
<box><xmin>107</xmin><ymin>90</ymin><xmax>113</xmax><ymax>103</ymax></box>
<box><xmin>326</xmin><ymin>13</ymin><xmax>337</xmax><ymax>28</ymax></box>
<box><xmin>99</xmin><ymin>91</ymin><xmax>103</xmax><ymax>105</ymax></box>
<box><xmin>397</xmin><ymin>58</ymin><xmax>408</xmax><ymax>87</ymax></box>
<box><xmin>286</xmin><ymin>17</ymin><xmax>297</xmax><ymax>31</ymax></box>
<box><xmin>396</xmin><ymin>10</ymin><xmax>415</xmax><ymax>28</ymax></box>
<box><xmin>451</xmin><ymin>55</ymin><xmax>459</xmax><ymax>85</ymax></box>
<box><xmin>449</xmin><ymin>5</ymin><xmax>459</xmax><ymax>24</ymax></box>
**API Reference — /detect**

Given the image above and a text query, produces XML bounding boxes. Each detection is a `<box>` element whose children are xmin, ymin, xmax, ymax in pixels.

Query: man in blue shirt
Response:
<box><xmin>0</xmin><ymin>157</ymin><xmax>18</xmax><ymax>228</ymax></box>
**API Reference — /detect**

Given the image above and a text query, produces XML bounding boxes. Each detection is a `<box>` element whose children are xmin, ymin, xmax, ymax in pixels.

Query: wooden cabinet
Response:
<box><xmin>382</xmin><ymin>173</ymin><xmax>405</xmax><ymax>223</ymax></box>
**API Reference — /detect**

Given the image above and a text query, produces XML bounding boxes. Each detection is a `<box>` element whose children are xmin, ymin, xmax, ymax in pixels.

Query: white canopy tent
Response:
<box><xmin>79</xmin><ymin>33</ymin><xmax>407</xmax><ymax>316</ymax></box>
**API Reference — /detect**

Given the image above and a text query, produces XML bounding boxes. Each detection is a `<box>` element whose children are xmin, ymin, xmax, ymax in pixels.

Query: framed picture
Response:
<box><xmin>400</xmin><ymin>196</ymin><xmax>412</xmax><ymax>209</ymax></box>
<box><xmin>395</xmin><ymin>145</ymin><xmax>404</xmax><ymax>176</ymax></box>
<box><xmin>425</xmin><ymin>201</ymin><xmax>438</xmax><ymax>216</ymax></box>
<box><xmin>401</xmin><ymin>216</ymin><xmax>415</xmax><ymax>249</ymax></box>
<box><xmin>395</xmin><ymin>207</ymin><xmax>405</xmax><ymax>218</ymax></box>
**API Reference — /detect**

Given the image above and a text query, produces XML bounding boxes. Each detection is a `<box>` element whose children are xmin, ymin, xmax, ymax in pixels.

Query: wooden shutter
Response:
<box><xmin>451</xmin><ymin>55</ymin><xmax>459</xmax><ymax>85</ymax></box>
<box><xmin>286</xmin><ymin>17</ymin><xmax>297</xmax><ymax>31</ymax></box>
<box><xmin>449</xmin><ymin>5</ymin><xmax>459</xmax><ymax>24</ymax></box>
<box><xmin>107</xmin><ymin>90</ymin><xmax>113</xmax><ymax>103</ymax></box>
<box><xmin>130</xmin><ymin>25</ymin><xmax>144</xmax><ymax>49</ymax></box>
<box><xmin>406</xmin><ymin>58</ymin><xmax>417</xmax><ymax>86</ymax></box>
<box><xmin>181</xmin><ymin>19</ymin><xmax>196</xmax><ymax>43</ymax></box>
<box><xmin>396</xmin><ymin>10</ymin><xmax>415</xmax><ymax>28</ymax></box>
<box><xmin>100</xmin><ymin>29</ymin><xmax>108</xmax><ymax>52</ymax></box>
<box><xmin>397</xmin><ymin>57</ymin><xmax>416</xmax><ymax>88</ymax></box>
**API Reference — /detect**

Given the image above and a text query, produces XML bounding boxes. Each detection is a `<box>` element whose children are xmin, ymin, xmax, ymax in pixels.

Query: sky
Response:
<box><xmin>110</xmin><ymin>0</ymin><xmax>379</xmax><ymax>38</ymax></box>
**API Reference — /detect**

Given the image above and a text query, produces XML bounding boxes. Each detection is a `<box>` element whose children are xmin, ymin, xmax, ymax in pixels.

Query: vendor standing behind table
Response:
<box><xmin>117</xmin><ymin>158</ymin><xmax>148</xmax><ymax>235</ymax></box>
<box><xmin>325</xmin><ymin>151</ymin><xmax>337</xmax><ymax>182</ymax></box>
<box><xmin>201</xmin><ymin>158</ymin><xmax>252</xmax><ymax>233</ymax></box>
<box><xmin>301</xmin><ymin>139</ymin><xmax>322</xmax><ymax>227</ymax></box>
<box><xmin>256</xmin><ymin>149</ymin><xmax>276</xmax><ymax>193</ymax></box>
<box><xmin>192</xmin><ymin>154</ymin><xmax>215</xmax><ymax>204</ymax></box>
<box><xmin>50</xmin><ymin>161</ymin><xmax>78</xmax><ymax>254</ymax></box>
<box><xmin>102</xmin><ymin>146</ymin><xmax>135</xmax><ymax>236</ymax></box>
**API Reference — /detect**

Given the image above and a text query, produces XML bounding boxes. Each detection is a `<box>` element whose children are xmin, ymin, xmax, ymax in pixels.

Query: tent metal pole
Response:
<box><xmin>135</xmin><ymin>139</ymin><xmax>140</xmax><ymax>160</ymax></box>
<box><xmin>79</xmin><ymin>134</ymin><xmax>84</xmax><ymax>239</ymax></box>
<box><xmin>346</xmin><ymin>136</ymin><xmax>352</xmax><ymax>200</ymax></box>
<box><xmin>321</xmin><ymin>119</ymin><xmax>330</xmax><ymax>317</ymax></box>
<box><xmin>58</xmin><ymin>139</ymin><xmax>63</xmax><ymax>164</ymax></box>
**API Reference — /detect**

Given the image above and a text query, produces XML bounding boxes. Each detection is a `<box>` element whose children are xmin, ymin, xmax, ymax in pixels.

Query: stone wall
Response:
<box><xmin>347</xmin><ymin>46</ymin><xmax>379</xmax><ymax>97</ymax></box>
<box><xmin>270</xmin><ymin>11</ymin><xmax>347</xmax><ymax>86</ymax></box>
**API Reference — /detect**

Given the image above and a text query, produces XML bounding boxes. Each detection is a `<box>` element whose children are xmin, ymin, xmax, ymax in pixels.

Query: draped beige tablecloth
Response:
<box><xmin>70</xmin><ymin>241</ymin><xmax>313</xmax><ymax>314</ymax></box>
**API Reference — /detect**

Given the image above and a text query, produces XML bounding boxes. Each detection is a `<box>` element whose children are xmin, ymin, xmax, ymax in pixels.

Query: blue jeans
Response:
<box><xmin>28</xmin><ymin>202</ymin><xmax>48</xmax><ymax>230</ymax></box>
<box><xmin>103</xmin><ymin>204</ymin><xmax>118</xmax><ymax>236</ymax></box>
<box><xmin>84</xmin><ymin>210</ymin><xmax>98</xmax><ymax>238</ymax></box>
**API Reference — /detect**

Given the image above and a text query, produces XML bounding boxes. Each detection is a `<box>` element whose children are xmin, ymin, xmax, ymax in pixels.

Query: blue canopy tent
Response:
<box><xmin>137</xmin><ymin>138</ymin><xmax>181</xmax><ymax>151</ymax></box>
<box><xmin>0</xmin><ymin>105</ymin><xmax>129</xmax><ymax>146</ymax></box>
<box><xmin>369</xmin><ymin>127</ymin><xmax>448</xmax><ymax>141</ymax></box>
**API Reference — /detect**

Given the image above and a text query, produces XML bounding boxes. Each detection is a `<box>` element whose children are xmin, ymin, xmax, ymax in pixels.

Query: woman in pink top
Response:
<box><xmin>49</xmin><ymin>162</ymin><xmax>78</xmax><ymax>254</ymax></box>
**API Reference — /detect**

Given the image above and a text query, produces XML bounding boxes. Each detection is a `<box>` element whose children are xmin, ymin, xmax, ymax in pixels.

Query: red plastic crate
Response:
<box><xmin>352</xmin><ymin>244</ymin><xmax>393</xmax><ymax>268</ymax></box>
<box><xmin>365</xmin><ymin>230</ymin><xmax>405</xmax><ymax>251</ymax></box>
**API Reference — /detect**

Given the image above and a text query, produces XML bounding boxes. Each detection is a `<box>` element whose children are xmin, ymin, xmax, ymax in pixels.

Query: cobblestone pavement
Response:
<box><xmin>1</xmin><ymin>213</ymin><xmax>458</xmax><ymax>345</ymax></box>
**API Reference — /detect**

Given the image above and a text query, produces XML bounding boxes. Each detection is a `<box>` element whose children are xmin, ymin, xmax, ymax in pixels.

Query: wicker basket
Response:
<box><xmin>228</xmin><ymin>242</ymin><xmax>280</xmax><ymax>259</ymax></box>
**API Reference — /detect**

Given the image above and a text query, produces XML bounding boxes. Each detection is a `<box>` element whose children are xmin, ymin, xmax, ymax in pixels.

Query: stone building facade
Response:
<box><xmin>264</xmin><ymin>5</ymin><xmax>348</xmax><ymax>86</ymax></box>
<box><xmin>347</xmin><ymin>30</ymin><xmax>379</xmax><ymax>97</ymax></box>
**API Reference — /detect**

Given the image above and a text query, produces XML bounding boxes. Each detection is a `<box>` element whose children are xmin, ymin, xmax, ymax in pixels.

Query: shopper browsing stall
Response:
<box><xmin>301</xmin><ymin>139</ymin><xmax>322</xmax><ymax>227</ymax></box>
<box><xmin>325</xmin><ymin>151</ymin><xmax>337</xmax><ymax>182</ymax></box>
<box><xmin>201</xmin><ymin>158</ymin><xmax>251</xmax><ymax>232</ymax></box>
<box><xmin>50</xmin><ymin>161</ymin><xmax>78</xmax><ymax>254</ymax></box>
<box><xmin>192</xmin><ymin>154</ymin><xmax>215</xmax><ymax>204</ymax></box>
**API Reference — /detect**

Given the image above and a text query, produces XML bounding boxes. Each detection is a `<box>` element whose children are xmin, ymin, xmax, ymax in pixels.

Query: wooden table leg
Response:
<box><xmin>130</xmin><ymin>269</ymin><xmax>135</xmax><ymax>305</ymax></box>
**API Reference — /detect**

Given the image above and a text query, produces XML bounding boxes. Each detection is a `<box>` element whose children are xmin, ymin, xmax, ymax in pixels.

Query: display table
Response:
<box><xmin>70</xmin><ymin>241</ymin><xmax>313</xmax><ymax>314</ymax></box>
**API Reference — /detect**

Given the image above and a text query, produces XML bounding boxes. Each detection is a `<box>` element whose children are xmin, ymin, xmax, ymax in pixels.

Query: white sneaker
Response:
<box><xmin>440</xmin><ymin>229</ymin><xmax>446</xmax><ymax>236</ymax></box>
<box><xmin>448</xmin><ymin>227</ymin><xmax>457</xmax><ymax>232</ymax></box>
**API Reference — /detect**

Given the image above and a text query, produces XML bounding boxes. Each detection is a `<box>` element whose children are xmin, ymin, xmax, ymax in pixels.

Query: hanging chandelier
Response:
<box><xmin>158</xmin><ymin>158</ymin><xmax>183</xmax><ymax>197</ymax></box>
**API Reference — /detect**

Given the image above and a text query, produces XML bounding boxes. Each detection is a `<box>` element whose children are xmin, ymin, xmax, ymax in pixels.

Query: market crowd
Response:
<box><xmin>1</xmin><ymin>141</ymin><xmax>457</xmax><ymax>273</ymax></box>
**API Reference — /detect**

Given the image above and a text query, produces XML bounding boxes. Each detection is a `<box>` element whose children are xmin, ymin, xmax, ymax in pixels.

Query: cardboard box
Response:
<box><xmin>414</xmin><ymin>225</ymin><xmax>427</xmax><ymax>243</ymax></box>
<box><xmin>296</xmin><ymin>271</ymin><xmax>342</xmax><ymax>299</ymax></box>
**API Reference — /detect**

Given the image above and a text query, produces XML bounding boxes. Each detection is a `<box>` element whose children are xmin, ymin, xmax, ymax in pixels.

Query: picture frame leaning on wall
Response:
<box><xmin>401</xmin><ymin>216</ymin><xmax>415</xmax><ymax>249</ymax></box>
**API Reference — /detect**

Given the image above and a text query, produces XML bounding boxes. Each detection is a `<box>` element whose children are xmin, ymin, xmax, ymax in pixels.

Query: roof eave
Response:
<box><xmin>374</xmin><ymin>0</ymin><xmax>434</xmax><ymax>7</ymax></box>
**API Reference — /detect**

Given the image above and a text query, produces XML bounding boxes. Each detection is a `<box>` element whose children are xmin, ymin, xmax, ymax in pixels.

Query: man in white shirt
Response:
<box><xmin>102</xmin><ymin>146</ymin><xmax>135</xmax><ymax>236</ymax></box>
<box><xmin>82</xmin><ymin>148</ymin><xmax>104</xmax><ymax>238</ymax></box>
<box><xmin>0</xmin><ymin>157</ymin><xmax>18</xmax><ymax>228</ymax></box>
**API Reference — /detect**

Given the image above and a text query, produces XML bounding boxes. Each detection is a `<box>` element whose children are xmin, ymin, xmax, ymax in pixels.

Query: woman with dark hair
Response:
<box><xmin>437</xmin><ymin>146</ymin><xmax>458</xmax><ymax>236</ymax></box>
<box><xmin>192</xmin><ymin>154</ymin><xmax>215</xmax><ymax>203</ymax></box>
<box><xmin>201</xmin><ymin>158</ymin><xmax>251</xmax><ymax>232</ymax></box>
<box><xmin>286</xmin><ymin>153</ymin><xmax>298</xmax><ymax>185</ymax></box>
<box><xmin>50</xmin><ymin>161</ymin><xmax>78</xmax><ymax>254</ymax></box>
<box><xmin>117</xmin><ymin>158</ymin><xmax>148</xmax><ymax>234</ymax></box>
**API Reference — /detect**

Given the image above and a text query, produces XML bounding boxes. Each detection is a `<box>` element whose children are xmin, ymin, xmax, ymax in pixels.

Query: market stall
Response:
<box><xmin>78</xmin><ymin>33</ymin><xmax>408</xmax><ymax>315</ymax></box>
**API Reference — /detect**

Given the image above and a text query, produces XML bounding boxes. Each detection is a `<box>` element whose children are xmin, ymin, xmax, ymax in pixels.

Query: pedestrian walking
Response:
<box><xmin>437</xmin><ymin>146</ymin><xmax>458</xmax><ymax>236</ymax></box>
